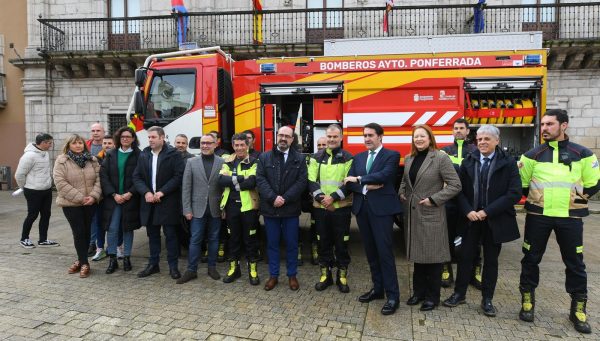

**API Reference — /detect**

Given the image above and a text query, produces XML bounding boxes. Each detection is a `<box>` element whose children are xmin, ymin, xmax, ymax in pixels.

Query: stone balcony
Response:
<box><xmin>15</xmin><ymin>3</ymin><xmax>600</xmax><ymax>78</ymax></box>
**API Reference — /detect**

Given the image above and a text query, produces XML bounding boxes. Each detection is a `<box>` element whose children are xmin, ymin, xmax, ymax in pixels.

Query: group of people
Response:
<box><xmin>15</xmin><ymin>109</ymin><xmax>599</xmax><ymax>334</ymax></box>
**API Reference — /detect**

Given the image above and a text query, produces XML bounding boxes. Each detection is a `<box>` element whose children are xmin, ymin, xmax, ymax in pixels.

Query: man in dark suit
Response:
<box><xmin>442</xmin><ymin>125</ymin><xmax>521</xmax><ymax>317</ymax></box>
<box><xmin>344</xmin><ymin>122</ymin><xmax>402</xmax><ymax>315</ymax></box>
<box><xmin>256</xmin><ymin>126</ymin><xmax>307</xmax><ymax>291</ymax></box>
<box><xmin>133</xmin><ymin>126</ymin><xmax>185</xmax><ymax>280</ymax></box>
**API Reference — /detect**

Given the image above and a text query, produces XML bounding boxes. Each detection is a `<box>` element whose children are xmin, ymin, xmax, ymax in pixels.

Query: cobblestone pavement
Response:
<box><xmin>0</xmin><ymin>191</ymin><xmax>598</xmax><ymax>340</ymax></box>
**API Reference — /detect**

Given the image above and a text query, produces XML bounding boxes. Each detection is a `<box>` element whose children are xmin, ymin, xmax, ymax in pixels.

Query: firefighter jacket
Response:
<box><xmin>520</xmin><ymin>138</ymin><xmax>600</xmax><ymax>218</ymax></box>
<box><xmin>218</xmin><ymin>154</ymin><xmax>259</xmax><ymax>212</ymax></box>
<box><xmin>308</xmin><ymin>147</ymin><xmax>353</xmax><ymax>209</ymax></box>
<box><xmin>441</xmin><ymin>139</ymin><xmax>477</xmax><ymax>166</ymax></box>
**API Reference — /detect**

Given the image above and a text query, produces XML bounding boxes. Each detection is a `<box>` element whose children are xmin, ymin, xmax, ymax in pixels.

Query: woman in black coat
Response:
<box><xmin>100</xmin><ymin>127</ymin><xmax>141</xmax><ymax>274</ymax></box>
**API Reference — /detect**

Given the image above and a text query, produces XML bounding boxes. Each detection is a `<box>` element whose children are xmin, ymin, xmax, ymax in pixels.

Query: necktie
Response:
<box><xmin>479</xmin><ymin>157</ymin><xmax>490</xmax><ymax>208</ymax></box>
<box><xmin>366</xmin><ymin>151</ymin><xmax>376</xmax><ymax>173</ymax></box>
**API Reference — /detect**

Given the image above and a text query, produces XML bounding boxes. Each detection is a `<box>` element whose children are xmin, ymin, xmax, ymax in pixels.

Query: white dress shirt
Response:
<box><xmin>363</xmin><ymin>145</ymin><xmax>383</xmax><ymax>194</ymax></box>
<box><xmin>151</xmin><ymin>150</ymin><xmax>159</xmax><ymax>192</ymax></box>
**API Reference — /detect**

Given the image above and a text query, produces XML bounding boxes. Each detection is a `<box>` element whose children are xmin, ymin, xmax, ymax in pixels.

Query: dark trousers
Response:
<box><xmin>226</xmin><ymin>203</ymin><xmax>259</xmax><ymax>262</ymax></box>
<box><xmin>452</xmin><ymin>207</ymin><xmax>482</xmax><ymax>267</ymax></box>
<box><xmin>412</xmin><ymin>263</ymin><xmax>443</xmax><ymax>304</ymax></box>
<box><xmin>455</xmin><ymin>220</ymin><xmax>502</xmax><ymax>299</ymax></box>
<box><xmin>62</xmin><ymin>205</ymin><xmax>96</xmax><ymax>265</ymax></box>
<box><xmin>314</xmin><ymin>207</ymin><xmax>351</xmax><ymax>268</ymax></box>
<box><xmin>147</xmin><ymin>223</ymin><xmax>179</xmax><ymax>269</ymax></box>
<box><xmin>520</xmin><ymin>214</ymin><xmax>587</xmax><ymax>295</ymax></box>
<box><xmin>264</xmin><ymin>216</ymin><xmax>299</xmax><ymax>277</ymax></box>
<box><xmin>90</xmin><ymin>201</ymin><xmax>105</xmax><ymax>249</ymax></box>
<box><xmin>355</xmin><ymin>202</ymin><xmax>400</xmax><ymax>301</ymax></box>
<box><xmin>188</xmin><ymin>210</ymin><xmax>220</xmax><ymax>271</ymax></box>
<box><xmin>22</xmin><ymin>188</ymin><xmax>52</xmax><ymax>242</ymax></box>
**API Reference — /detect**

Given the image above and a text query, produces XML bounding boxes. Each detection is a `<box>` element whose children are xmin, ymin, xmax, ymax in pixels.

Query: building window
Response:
<box><xmin>108</xmin><ymin>0</ymin><xmax>141</xmax><ymax>50</ymax></box>
<box><xmin>108</xmin><ymin>114</ymin><xmax>127</xmax><ymax>135</ymax></box>
<box><xmin>306</xmin><ymin>0</ymin><xmax>344</xmax><ymax>43</ymax></box>
<box><xmin>522</xmin><ymin>0</ymin><xmax>558</xmax><ymax>40</ymax></box>
<box><xmin>522</xmin><ymin>0</ymin><xmax>556</xmax><ymax>23</ymax></box>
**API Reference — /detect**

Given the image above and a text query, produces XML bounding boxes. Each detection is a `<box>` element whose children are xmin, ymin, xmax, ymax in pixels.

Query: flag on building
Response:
<box><xmin>253</xmin><ymin>0</ymin><xmax>263</xmax><ymax>44</ymax></box>
<box><xmin>383</xmin><ymin>0</ymin><xmax>394</xmax><ymax>34</ymax></box>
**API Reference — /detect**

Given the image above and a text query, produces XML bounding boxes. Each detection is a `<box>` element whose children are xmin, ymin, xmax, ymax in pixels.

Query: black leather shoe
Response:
<box><xmin>169</xmin><ymin>267</ymin><xmax>181</xmax><ymax>280</ymax></box>
<box><xmin>123</xmin><ymin>256</ymin><xmax>132</xmax><ymax>271</ymax></box>
<box><xmin>381</xmin><ymin>299</ymin><xmax>399</xmax><ymax>315</ymax></box>
<box><xmin>420</xmin><ymin>300</ymin><xmax>438</xmax><ymax>311</ymax></box>
<box><xmin>481</xmin><ymin>298</ymin><xmax>497</xmax><ymax>317</ymax></box>
<box><xmin>137</xmin><ymin>264</ymin><xmax>159</xmax><ymax>278</ymax></box>
<box><xmin>358</xmin><ymin>289</ymin><xmax>384</xmax><ymax>303</ymax></box>
<box><xmin>105</xmin><ymin>256</ymin><xmax>118</xmax><ymax>274</ymax></box>
<box><xmin>443</xmin><ymin>292</ymin><xmax>466</xmax><ymax>307</ymax></box>
<box><xmin>176</xmin><ymin>270</ymin><xmax>197</xmax><ymax>284</ymax></box>
<box><xmin>406</xmin><ymin>295</ymin><xmax>424</xmax><ymax>306</ymax></box>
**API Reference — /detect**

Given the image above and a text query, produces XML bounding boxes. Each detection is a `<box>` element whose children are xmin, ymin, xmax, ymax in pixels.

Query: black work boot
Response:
<box><xmin>570</xmin><ymin>295</ymin><xmax>592</xmax><ymax>334</ymax></box>
<box><xmin>217</xmin><ymin>243</ymin><xmax>226</xmax><ymax>263</ymax></box>
<box><xmin>105</xmin><ymin>255</ymin><xmax>118</xmax><ymax>274</ymax></box>
<box><xmin>248</xmin><ymin>262</ymin><xmax>260</xmax><ymax>286</ymax></box>
<box><xmin>441</xmin><ymin>262</ymin><xmax>454</xmax><ymax>288</ymax></box>
<box><xmin>336</xmin><ymin>268</ymin><xmax>350</xmax><ymax>293</ymax></box>
<box><xmin>310</xmin><ymin>242</ymin><xmax>319</xmax><ymax>265</ymax></box>
<box><xmin>123</xmin><ymin>256</ymin><xmax>132</xmax><ymax>271</ymax></box>
<box><xmin>223</xmin><ymin>260</ymin><xmax>241</xmax><ymax>283</ymax></box>
<box><xmin>470</xmin><ymin>263</ymin><xmax>482</xmax><ymax>290</ymax></box>
<box><xmin>519</xmin><ymin>290</ymin><xmax>535</xmax><ymax>322</ymax></box>
<box><xmin>314</xmin><ymin>266</ymin><xmax>333</xmax><ymax>291</ymax></box>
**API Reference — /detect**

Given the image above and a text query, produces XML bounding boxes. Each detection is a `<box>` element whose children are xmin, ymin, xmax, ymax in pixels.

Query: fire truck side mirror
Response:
<box><xmin>134</xmin><ymin>68</ymin><xmax>147</xmax><ymax>87</ymax></box>
<box><xmin>134</xmin><ymin>91</ymin><xmax>145</xmax><ymax>114</ymax></box>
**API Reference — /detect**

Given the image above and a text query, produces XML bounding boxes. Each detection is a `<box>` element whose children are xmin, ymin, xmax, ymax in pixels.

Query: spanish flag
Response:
<box><xmin>253</xmin><ymin>0</ymin><xmax>263</xmax><ymax>44</ymax></box>
<box><xmin>383</xmin><ymin>0</ymin><xmax>394</xmax><ymax>35</ymax></box>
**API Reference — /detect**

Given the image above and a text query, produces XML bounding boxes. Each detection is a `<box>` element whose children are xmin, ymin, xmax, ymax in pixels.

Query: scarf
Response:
<box><xmin>67</xmin><ymin>150</ymin><xmax>93</xmax><ymax>168</ymax></box>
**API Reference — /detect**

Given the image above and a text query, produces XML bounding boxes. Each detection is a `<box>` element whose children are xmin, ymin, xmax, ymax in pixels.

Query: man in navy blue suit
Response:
<box><xmin>344</xmin><ymin>122</ymin><xmax>402</xmax><ymax>315</ymax></box>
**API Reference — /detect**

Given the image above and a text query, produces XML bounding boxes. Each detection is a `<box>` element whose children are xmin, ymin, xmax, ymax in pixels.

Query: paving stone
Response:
<box><xmin>0</xmin><ymin>193</ymin><xmax>599</xmax><ymax>340</ymax></box>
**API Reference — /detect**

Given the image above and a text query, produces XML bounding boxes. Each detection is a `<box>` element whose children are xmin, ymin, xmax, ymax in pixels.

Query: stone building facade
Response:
<box><xmin>12</xmin><ymin>0</ymin><xmax>600</xmax><ymax>160</ymax></box>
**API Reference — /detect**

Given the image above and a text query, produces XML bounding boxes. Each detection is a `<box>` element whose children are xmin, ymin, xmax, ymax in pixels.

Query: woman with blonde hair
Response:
<box><xmin>53</xmin><ymin>134</ymin><xmax>102</xmax><ymax>278</ymax></box>
<box><xmin>399</xmin><ymin>125</ymin><xmax>461</xmax><ymax>311</ymax></box>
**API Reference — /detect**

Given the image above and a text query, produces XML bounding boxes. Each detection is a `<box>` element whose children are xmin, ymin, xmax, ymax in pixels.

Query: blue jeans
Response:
<box><xmin>146</xmin><ymin>223</ymin><xmax>179</xmax><ymax>269</ymax></box>
<box><xmin>106</xmin><ymin>205</ymin><xmax>134</xmax><ymax>256</ymax></box>
<box><xmin>188</xmin><ymin>211</ymin><xmax>221</xmax><ymax>271</ymax></box>
<box><xmin>90</xmin><ymin>201</ymin><xmax>105</xmax><ymax>248</ymax></box>
<box><xmin>264</xmin><ymin>216</ymin><xmax>299</xmax><ymax>277</ymax></box>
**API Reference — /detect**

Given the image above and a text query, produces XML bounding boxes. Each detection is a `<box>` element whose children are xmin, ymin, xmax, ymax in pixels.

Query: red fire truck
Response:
<box><xmin>128</xmin><ymin>33</ymin><xmax>547</xmax><ymax>162</ymax></box>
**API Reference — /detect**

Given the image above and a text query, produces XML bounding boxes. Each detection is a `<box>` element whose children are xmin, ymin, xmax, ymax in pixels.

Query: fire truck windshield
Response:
<box><xmin>146</xmin><ymin>73</ymin><xmax>195</xmax><ymax>120</ymax></box>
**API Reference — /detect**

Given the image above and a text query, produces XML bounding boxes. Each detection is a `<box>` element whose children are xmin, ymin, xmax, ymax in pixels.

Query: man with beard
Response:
<box><xmin>518</xmin><ymin>110</ymin><xmax>599</xmax><ymax>333</ymax></box>
<box><xmin>256</xmin><ymin>126</ymin><xmax>307</xmax><ymax>291</ymax></box>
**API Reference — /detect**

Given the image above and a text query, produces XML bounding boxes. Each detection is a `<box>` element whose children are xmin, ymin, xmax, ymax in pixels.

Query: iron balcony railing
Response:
<box><xmin>39</xmin><ymin>3</ymin><xmax>600</xmax><ymax>53</ymax></box>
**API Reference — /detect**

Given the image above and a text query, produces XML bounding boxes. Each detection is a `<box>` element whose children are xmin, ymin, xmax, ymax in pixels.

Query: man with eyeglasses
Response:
<box><xmin>178</xmin><ymin>134</ymin><xmax>225</xmax><ymax>284</ymax></box>
<box><xmin>256</xmin><ymin>126</ymin><xmax>307</xmax><ymax>291</ymax></box>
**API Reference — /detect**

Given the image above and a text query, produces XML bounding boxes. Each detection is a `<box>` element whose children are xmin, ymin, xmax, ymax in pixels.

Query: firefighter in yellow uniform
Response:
<box><xmin>309</xmin><ymin>124</ymin><xmax>353</xmax><ymax>293</ymax></box>
<box><xmin>518</xmin><ymin>110</ymin><xmax>600</xmax><ymax>334</ymax></box>
<box><xmin>218</xmin><ymin>133</ymin><xmax>260</xmax><ymax>285</ymax></box>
